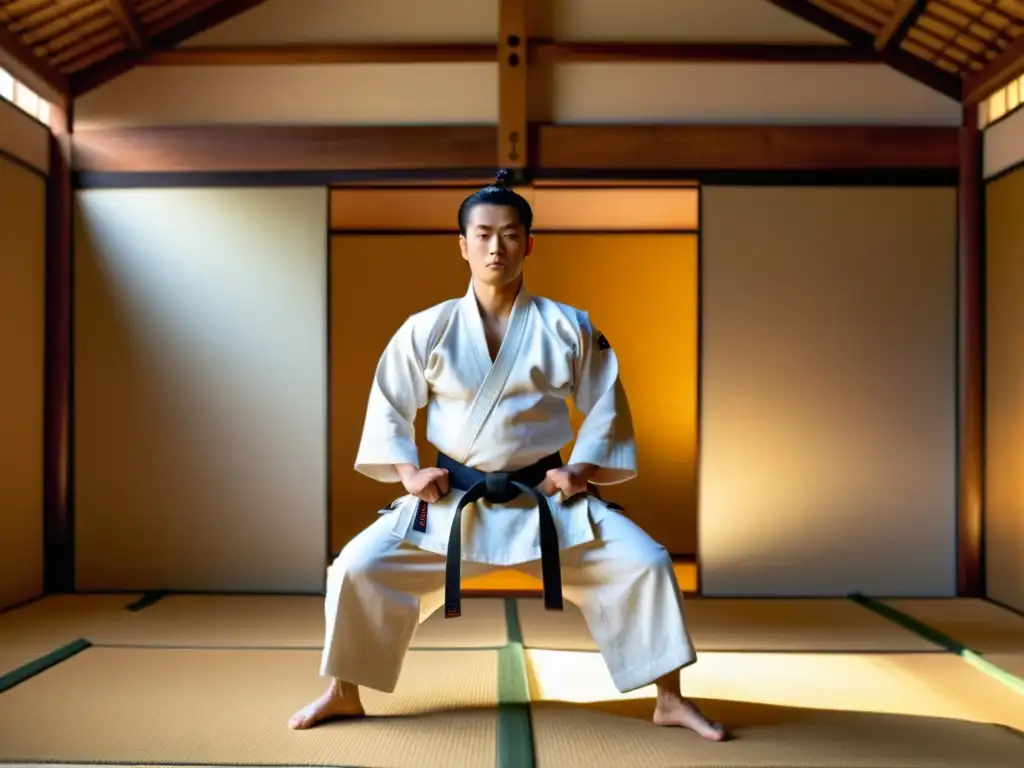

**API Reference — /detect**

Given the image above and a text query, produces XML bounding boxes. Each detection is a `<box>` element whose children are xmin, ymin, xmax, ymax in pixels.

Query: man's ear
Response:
<box><xmin>458</xmin><ymin>234</ymin><xmax>469</xmax><ymax>262</ymax></box>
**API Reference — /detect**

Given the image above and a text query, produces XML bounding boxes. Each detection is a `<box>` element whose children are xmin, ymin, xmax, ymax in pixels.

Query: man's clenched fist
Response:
<box><xmin>537</xmin><ymin>464</ymin><xmax>597</xmax><ymax>499</ymax></box>
<box><xmin>399</xmin><ymin>467</ymin><xmax>450</xmax><ymax>503</ymax></box>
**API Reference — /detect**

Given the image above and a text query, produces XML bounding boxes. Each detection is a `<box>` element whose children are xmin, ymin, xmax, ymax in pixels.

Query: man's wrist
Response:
<box><xmin>394</xmin><ymin>463</ymin><xmax>418</xmax><ymax>484</ymax></box>
<box><xmin>566</xmin><ymin>463</ymin><xmax>599</xmax><ymax>483</ymax></box>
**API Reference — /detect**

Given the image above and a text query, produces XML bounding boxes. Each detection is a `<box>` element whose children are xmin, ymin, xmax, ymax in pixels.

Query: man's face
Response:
<box><xmin>459</xmin><ymin>203</ymin><xmax>534</xmax><ymax>288</ymax></box>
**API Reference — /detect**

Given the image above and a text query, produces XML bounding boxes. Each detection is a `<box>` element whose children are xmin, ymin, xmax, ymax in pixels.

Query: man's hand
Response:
<box><xmin>397</xmin><ymin>465</ymin><xmax>450</xmax><ymax>503</ymax></box>
<box><xmin>537</xmin><ymin>464</ymin><xmax>597</xmax><ymax>499</ymax></box>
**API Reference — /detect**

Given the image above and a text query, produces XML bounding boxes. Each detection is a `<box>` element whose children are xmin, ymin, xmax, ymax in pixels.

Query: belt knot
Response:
<box><xmin>483</xmin><ymin>472</ymin><xmax>515</xmax><ymax>502</ymax></box>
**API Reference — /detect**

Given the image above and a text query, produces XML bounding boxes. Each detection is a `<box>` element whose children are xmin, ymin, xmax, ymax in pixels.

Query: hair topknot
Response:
<box><xmin>457</xmin><ymin>168</ymin><xmax>533</xmax><ymax>234</ymax></box>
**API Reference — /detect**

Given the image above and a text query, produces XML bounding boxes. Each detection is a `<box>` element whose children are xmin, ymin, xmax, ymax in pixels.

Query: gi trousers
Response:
<box><xmin>319</xmin><ymin>507</ymin><xmax>697</xmax><ymax>694</ymax></box>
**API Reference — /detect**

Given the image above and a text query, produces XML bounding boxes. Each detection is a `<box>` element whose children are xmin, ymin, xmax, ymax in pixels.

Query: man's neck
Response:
<box><xmin>472</xmin><ymin>276</ymin><xmax>522</xmax><ymax>322</ymax></box>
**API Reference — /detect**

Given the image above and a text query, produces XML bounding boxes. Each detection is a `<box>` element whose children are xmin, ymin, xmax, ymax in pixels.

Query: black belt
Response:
<box><xmin>435</xmin><ymin>452</ymin><xmax>564</xmax><ymax>619</ymax></box>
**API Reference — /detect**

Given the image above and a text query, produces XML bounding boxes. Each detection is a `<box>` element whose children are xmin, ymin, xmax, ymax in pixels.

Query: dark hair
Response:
<box><xmin>457</xmin><ymin>169</ymin><xmax>534</xmax><ymax>235</ymax></box>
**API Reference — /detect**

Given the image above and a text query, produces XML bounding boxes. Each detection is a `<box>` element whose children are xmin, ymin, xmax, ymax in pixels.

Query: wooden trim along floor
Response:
<box><xmin>461</xmin><ymin>557</ymin><xmax>698</xmax><ymax>595</ymax></box>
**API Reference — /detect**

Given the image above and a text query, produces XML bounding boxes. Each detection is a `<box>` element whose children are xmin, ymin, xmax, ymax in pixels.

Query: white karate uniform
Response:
<box><xmin>320</xmin><ymin>281</ymin><xmax>696</xmax><ymax>693</ymax></box>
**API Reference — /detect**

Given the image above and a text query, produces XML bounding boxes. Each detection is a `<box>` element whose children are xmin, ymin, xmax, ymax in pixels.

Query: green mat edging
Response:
<box><xmin>849</xmin><ymin>593</ymin><xmax>1024</xmax><ymax>697</ymax></box>
<box><xmin>125</xmin><ymin>592</ymin><xmax>166</xmax><ymax>612</ymax></box>
<box><xmin>0</xmin><ymin>638</ymin><xmax>92</xmax><ymax>694</ymax></box>
<box><xmin>496</xmin><ymin>597</ymin><xmax>536</xmax><ymax>768</ymax></box>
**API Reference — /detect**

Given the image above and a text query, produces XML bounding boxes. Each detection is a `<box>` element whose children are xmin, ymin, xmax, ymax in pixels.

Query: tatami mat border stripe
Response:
<box><xmin>0</xmin><ymin>762</ymin><xmax>360</xmax><ymax>767</ymax></box>
<box><xmin>0</xmin><ymin>639</ymin><xmax>92</xmax><ymax>694</ymax></box>
<box><xmin>849</xmin><ymin>593</ymin><xmax>1024</xmax><ymax>697</ymax></box>
<box><xmin>497</xmin><ymin>598</ymin><xmax>536</xmax><ymax>768</ymax></box>
<box><xmin>125</xmin><ymin>592</ymin><xmax>166</xmax><ymax>611</ymax></box>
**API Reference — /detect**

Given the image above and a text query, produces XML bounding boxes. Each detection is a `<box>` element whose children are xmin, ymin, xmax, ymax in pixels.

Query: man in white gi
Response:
<box><xmin>289</xmin><ymin>171</ymin><xmax>726</xmax><ymax>741</ymax></box>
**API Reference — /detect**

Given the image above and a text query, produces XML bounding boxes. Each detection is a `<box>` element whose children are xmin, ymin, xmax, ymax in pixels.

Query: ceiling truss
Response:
<box><xmin>0</xmin><ymin>0</ymin><xmax>1019</xmax><ymax>107</ymax></box>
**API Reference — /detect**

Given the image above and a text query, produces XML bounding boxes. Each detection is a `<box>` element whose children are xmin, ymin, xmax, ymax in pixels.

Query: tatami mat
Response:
<box><xmin>0</xmin><ymin>594</ymin><xmax>139</xmax><ymax>675</ymax></box>
<box><xmin>526</xmin><ymin>649</ymin><xmax>1024</xmax><ymax>767</ymax></box>
<box><xmin>517</xmin><ymin>597</ymin><xmax>938</xmax><ymax>652</ymax></box>
<box><xmin>7</xmin><ymin>594</ymin><xmax>506</xmax><ymax>650</ymax></box>
<box><xmin>880</xmin><ymin>598</ymin><xmax>1024</xmax><ymax>652</ymax></box>
<box><xmin>0</xmin><ymin>646</ymin><xmax>498</xmax><ymax>768</ymax></box>
<box><xmin>880</xmin><ymin>597</ymin><xmax>1024</xmax><ymax>685</ymax></box>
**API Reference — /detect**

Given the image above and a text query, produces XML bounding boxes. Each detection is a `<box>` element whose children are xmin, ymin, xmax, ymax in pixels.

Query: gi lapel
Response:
<box><xmin>452</xmin><ymin>282</ymin><xmax>532</xmax><ymax>464</ymax></box>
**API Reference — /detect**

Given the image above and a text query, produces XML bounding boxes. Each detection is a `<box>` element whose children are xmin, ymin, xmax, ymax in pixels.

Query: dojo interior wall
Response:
<box><xmin>72</xmin><ymin>187</ymin><xmax>329</xmax><ymax>593</ymax></box>
<box><xmin>328</xmin><ymin>187</ymin><xmax>700</xmax><ymax>557</ymax></box>
<box><xmin>58</xmin><ymin>0</ymin><xmax>972</xmax><ymax>597</ymax></box>
<box><xmin>0</xmin><ymin>100</ymin><xmax>47</xmax><ymax>610</ymax></box>
<box><xmin>699</xmin><ymin>186</ymin><xmax>958</xmax><ymax>597</ymax></box>
<box><xmin>984</xmin><ymin>163</ymin><xmax>1024</xmax><ymax>614</ymax></box>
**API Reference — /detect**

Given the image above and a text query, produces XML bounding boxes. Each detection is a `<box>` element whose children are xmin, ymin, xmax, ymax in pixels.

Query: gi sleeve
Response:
<box><xmin>354</xmin><ymin>316</ymin><xmax>430</xmax><ymax>483</ymax></box>
<box><xmin>568</xmin><ymin>313</ymin><xmax>638</xmax><ymax>485</ymax></box>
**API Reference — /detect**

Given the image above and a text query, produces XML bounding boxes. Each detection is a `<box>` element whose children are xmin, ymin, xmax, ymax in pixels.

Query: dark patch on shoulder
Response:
<box><xmin>597</xmin><ymin>333</ymin><xmax>611</xmax><ymax>350</ymax></box>
<box><xmin>605</xmin><ymin>501</ymin><xmax>625</xmax><ymax>512</ymax></box>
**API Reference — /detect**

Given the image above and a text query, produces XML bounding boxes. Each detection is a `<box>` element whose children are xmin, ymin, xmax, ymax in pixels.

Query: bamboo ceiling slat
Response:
<box><xmin>51</xmin><ymin>26</ymin><xmax>124</xmax><ymax>67</ymax></box>
<box><xmin>7</xmin><ymin>0</ymin><xmax>98</xmax><ymax>35</ymax></box>
<box><xmin>62</xmin><ymin>38</ymin><xmax>125</xmax><ymax>72</ymax></box>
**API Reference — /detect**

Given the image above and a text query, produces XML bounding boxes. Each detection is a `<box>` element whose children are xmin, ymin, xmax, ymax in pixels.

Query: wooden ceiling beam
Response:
<box><xmin>763</xmin><ymin>0</ymin><xmax>961</xmax><ymax>100</ymax></box>
<box><xmin>963</xmin><ymin>34</ymin><xmax>1024</xmax><ymax>105</ymax></box>
<box><xmin>145</xmin><ymin>42</ymin><xmax>497</xmax><ymax>65</ymax></box>
<box><xmin>498</xmin><ymin>0</ymin><xmax>528</xmax><ymax>181</ymax></box>
<box><xmin>72</xmin><ymin>0</ymin><xmax>272</xmax><ymax>95</ymax></box>
<box><xmin>874</xmin><ymin>0</ymin><xmax>927</xmax><ymax>53</ymax></box>
<box><xmin>69</xmin><ymin>122</ymin><xmax>958</xmax><ymax>175</ymax></box>
<box><xmin>0</xmin><ymin>18</ymin><xmax>69</xmax><ymax>106</ymax></box>
<box><xmin>137</xmin><ymin>40</ymin><xmax>874</xmax><ymax>66</ymax></box>
<box><xmin>536</xmin><ymin>123</ymin><xmax>959</xmax><ymax>171</ymax></box>
<box><xmin>532</xmin><ymin>40</ymin><xmax>872</xmax><ymax>63</ymax></box>
<box><xmin>107</xmin><ymin>0</ymin><xmax>146</xmax><ymax>49</ymax></box>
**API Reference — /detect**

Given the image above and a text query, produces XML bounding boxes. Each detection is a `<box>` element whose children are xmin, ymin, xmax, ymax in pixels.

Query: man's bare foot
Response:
<box><xmin>288</xmin><ymin>680</ymin><xmax>365</xmax><ymax>730</ymax></box>
<box><xmin>652</xmin><ymin>693</ymin><xmax>727</xmax><ymax>741</ymax></box>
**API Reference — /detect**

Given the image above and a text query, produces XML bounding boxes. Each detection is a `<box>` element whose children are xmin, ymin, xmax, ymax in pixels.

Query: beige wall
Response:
<box><xmin>984</xmin><ymin>108</ymin><xmax>1024</xmax><ymax>180</ymax></box>
<box><xmin>0</xmin><ymin>155</ymin><xmax>46</xmax><ymax>609</ymax></box>
<box><xmin>985</xmin><ymin>165</ymin><xmax>1024</xmax><ymax>614</ymax></box>
<box><xmin>0</xmin><ymin>98</ymin><xmax>48</xmax><ymax>174</ymax></box>
<box><xmin>699</xmin><ymin>186</ymin><xmax>957</xmax><ymax>597</ymax></box>
<box><xmin>73</xmin><ymin>188</ymin><xmax>328</xmax><ymax>593</ymax></box>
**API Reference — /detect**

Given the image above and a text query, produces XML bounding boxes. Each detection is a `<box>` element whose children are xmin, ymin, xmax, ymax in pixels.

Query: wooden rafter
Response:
<box><xmin>875</xmin><ymin>0</ymin><xmax>927</xmax><ymax>53</ymax></box>
<box><xmin>0</xmin><ymin>1</ymin><xmax>1019</xmax><ymax>117</ymax></box>
<box><xmin>106</xmin><ymin>0</ymin><xmax>145</xmax><ymax>49</ymax></box>
<box><xmin>763</xmin><ymin>0</ymin><xmax>962</xmax><ymax>99</ymax></box>
<box><xmin>72</xmin><ymin>0</ymin><xmax>273</xmax><ymax>95</ymax></box>
<box><xmin>0</xmin><ymin>12</ymin><xmax>68</xmax><ymax>103</ymax></box>
<box><xmin>963</xmin><ymin>32</ymin><xmax>1024</xmax><ymax>105</ymax></box>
